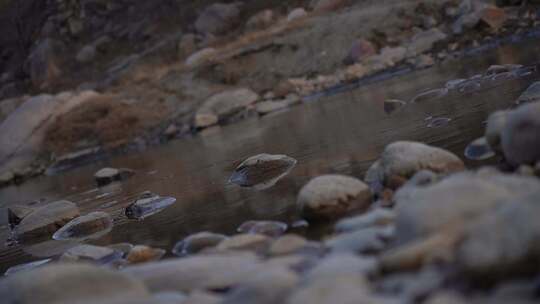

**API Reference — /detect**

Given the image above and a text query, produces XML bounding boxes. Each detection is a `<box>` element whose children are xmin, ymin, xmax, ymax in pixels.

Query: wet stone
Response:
<box><xmin>297</xmin><ymin>174</ymin><xmax>372</xmax><ymax>220</ymax></box>
<box><xmin>501</xmin><ymin>102</ymin><xmax>540</xmax><ymax>165</ymax></box>
<box><xmin>60</xmin><ymin>244</ymin><xmax>123</xmax><ymax>264</ymax></box>
<box><xmin>107</xmin><ymin>243</ymin><xmax>134</xmax><ymax>257</ymax></box>
<box><xmin>335</xmin><ymin>208</ymin><xmax>396</xmax><ymax>233</ymax></box>
<box><xmin>126</xmin><ymin>245</ymin><xmax>166</xmax><ymax>264</ymax></box>
<box><xmin>516</xmin><ymin>81</ymin><xmax>540</xmax><ymax>105</ymax></box>
<box><xmin>304</xmin><ymin>253</ymin><xmax>378</xmax><ymax>282</ymax></box>
<box><xmin>485</xmin><ymin>110</ymin><xmax>508</xmax><ymax>154</ymax></box>
<box><xmin>464</xmin><ymin>137</ymin><xmax>496</xmax><ymax>161</ymax></box>
<box><xmin>125</xmin><ymin>192</ymin><xmax>177</xmax><ymax>220</ymax></box>
<box><xmin>268</xmin><ymin>234</ymin><xmax>309</xmax><ymax>256</ymax></box>
<box><xmin>172</xmin><ymin>232</ymin><xmax>228</xmax><ymax>256</ymax></box>
<box><xmin>4</xmin><ymin>258</ymin><xmax>52</xmax><ymax>276</ymax></box>
<box><xmin>216</xmin><ymin>234</ymin><xmax>271</xmax><ymax>252</ymax></box>
<box><xmin>52</xmin><ymin>211</ymin><xmax>113</xmax><ymax>241</ymax></box>
<box><xmin>426</xmin><ymin>117</ymin><xmax>452</xmax><ymax>128</ymax></box>
<box><xmin>94</xmin><ymin>167</ymin><xmax>135</xmax><ymax>186</ymax></box>
<box><xmin>237</xmin><ymin>220</ymin><xmax>288</xmax><ymax>237</ymax></box>
<box><xmin>410</xmin><ymin>88</ymin><xmax>448</xmax><ymax>103</ymax></box>
<box><xmin>384</xmin><ymin>99</ymin><xmax>407</xmax><ymax>114</ymax></box>
<box><xmin>7</xmin><ymin>205</ymin><xmax>35</xmax><ymax>229</ymax></box>
<box><xmin>229</xmin><ymin>154</ymin><xmax>297</xmax><ymax>190</ymax></box>
<box><xmin>325</xmin><ymin>226</ymin><xmax>394</xmax><ymax>254</ymax></box>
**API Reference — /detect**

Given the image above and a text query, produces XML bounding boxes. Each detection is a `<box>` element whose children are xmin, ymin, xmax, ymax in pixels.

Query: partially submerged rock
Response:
<box><xmin>464</xmin><ymin>137</ymin><xmax>496</xmax><ymax>161</ymax></box>
<box><xmin>4</xmin><ymin>259</ymin><xmax>52</xmax><ymax>276</ymax></box>
<box><xmin>7</xmin><ymin>204</ymin><xmax>36</xmax><ymax>229</ymax></box>
<box><xmin>297</xmin><ymin>175</ymin><xmax>372</xmax><ymax>220</ymax></box>
<box><xmin>516</xmin><ymin>81</ymin><xmax>540</xmax><ymax>105</ymax></box>
<box><xmin>60</xmin><ymin>244</ymin><xmax>123</xmax><ymax>264</ymax></box>
<box><xmin>268</xmin><ymin>234</ymin><xmax>309</xmax><ymax>256</ymax></box>
<box><xmin>126</xmin><ymin>245</ymin><xmax>166</xmax><ymax>264</ymax></box>
<box><xmin>335</xmin><ymin>208</ymin><xmax>396</xmax><ymax>233</ymax></box>
<box><xmin>229</xmin><ymin>154</ymin><xmax>297</xmax><ymax>190</ymax></box>
<box><xmin>325</xmin><ymin>226</ymin><xmax>394</xmax><ymax>254</ymax></box>
<box><xmin>216</xmin><ymin>233</ymin><xmax>271</xmax><ymax>252</ymax></box>
<box><xmin>52</xmin><ymin>211</ymin><xmax>113</xmax><ymax>241</ymax></box>
<box><xmin>94</xmin><ymin>167</ymin><xmax>135</xmax><ymax>186</ymax></box>
<box><xmin>485</xmin><ymin>110</ymin><xmax>508</xmax><ymax>154</ymax></box>
<box><xmin>12</xmin><ymin>200</ymin><xmax>80</xmax><ymax>241</ymax></box>
<box><xmin>125</xmin><ymin>192</ymin><xmax>177</xmax><ymax>220</ymax></box>
<box><xmin>237</xmin><ymin>220</ymin><xmax>288</xmax><ymax>237</ymax></box>
<box><xmin>501</xmin><ymin>102</ymin><xmax>540</xmax><ymax>165</ymax></box>
<box><xmin>195</xmin><ymin>88</ymin><xmax>259</xmax><ymax>128</ymax></box>
<box><xmin>172</xmin><ymin>232</ymin><xmax>228</xmax><ymax>256</ymax></box>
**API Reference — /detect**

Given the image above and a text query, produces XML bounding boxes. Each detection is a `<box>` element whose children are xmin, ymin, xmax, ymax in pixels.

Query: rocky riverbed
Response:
<box><xmin>2</xmin><ymin>0</ymin><xmax>540</xmax><ymax>303</ymax></box>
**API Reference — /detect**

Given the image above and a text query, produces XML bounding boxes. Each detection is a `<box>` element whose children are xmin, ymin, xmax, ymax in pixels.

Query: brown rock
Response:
<box><xmin>127</xmin><ymin>245</ymin><xmax>166</xmax><ymax>264</ymax></box>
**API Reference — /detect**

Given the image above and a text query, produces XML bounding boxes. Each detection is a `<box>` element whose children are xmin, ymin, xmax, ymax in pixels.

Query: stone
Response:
<box><xmin>516</xmin><ymin>82</ymin><xmax>540</xmax><ymax>105</ymax></box>
<box><xmin>464</xmin><ymin>137</ymin><xmax>496</xmax><ymax>161</ymax></box>
<box><xmin>13</xmin><ymin>200</ymin><xmax>80</xmax><ymax>241</ymax></box>
<box><xmin>221</xmin><ymin>267</ymin><xmax>299</xmax><ymax>304</ymax></box>
<box><xmin>237</xmin><ymin>220</ymin><xmax>288</xmax><ymax>237</ymax></box>
<box><xmin>406</xmin><ymin>28</ymin><xmax>447</xmax><ymax>57</ymax></box>
<box><xmin>287</xmin><ymin>8</ymin><xmax>308</xmax><ymax>22</ymax></box>
<box><xmin>7</xmin><ymin>204</ymin><xmax>36</xmax><ymax>229</ymax></box>
<box><xmin>126</xmin><ymin>245</ymin><xmax>166</xmax><ymax>264</ymax></box>
<box><xmin>108</xmin><ymin>243</ymin><xmax>134</xmax><ymax>257</ymax></box>
<box><xmin>60</xmin><ymin>244</ymin><xmax>122</xmax><ymax>264</ymax></box>
<box><xmin>501</xmin><ymin>102</ymin><xmax>540</xmax><ymax>165</ymax></box>
<box><xmin>393</xmin><ymin>172</ymin><xmax>540</xmax><ymax>245</ymax></box>
<box><xmin>182</xmin><ymin>291</ymin><xmax>223</xmax><ymax>304</ymax></box>
<box><xmin>413</xmin><ymin>54</ymin><xmax>435</xmax><ymax>69</ymax></box>
<box><xmin>4</xmin><ymin>259</ymin><xmax>52</xmax><ymax>276</ymax></box>
<box><xmin>52</xmin><ymin>211</ymin><xmax>113</xmax><ymax>241</ymax></box>
<box><xmin>456</xmin><ymin>191</ymin><xmax>540</xmax><ymax>280</ymax></box>
<box><xmin>376</xmin><ymin>141</ymin><xmax>464</xmax><ymax>190</ymax></box>
<box><xmin>383</xmin><ymin>99</ymin><xmax>407</xmax><ymax>115</ymax></box>
<box><xmin>93</xmin><ymin>35</ymin><xmax>112</xmax><ymax>52</ymax></box>
<box><xmin>325</xmin><ymin>226</ymin><xmax>394</xmax><ymax>254</ymax></box>
<box><xmin>246</xmin><ymin>10</ymin><xmax>274</xmax><ymax>31</ymax></box>
<box><xmin>485</xmin><ymin>110</ymin><xmax>508</xmax><ymax>154</ymax></box>
<box><xmin>185</xmin><ymin>48</ymin><xmax>217</xmax><ymax>67</ymax></box>
<box><xmin>255</xmin><ymin>100</ymin><xmax>291</xmax><ymax>115</ymax></box>
<box><xmin>172</xmin><ymin>232</ymin><xmax>228</xmax><ymax>256</ymax></box>
<box><xmin>286</xmin><ymin>274</ymin><xmax>372</xmax><ymax>304</ymax></box>
<box><xmin>125</xmin><ymin>192</ymin><xmax>177</xmax><ymax>220</ymax></box>
<box><xmin>377</xmin><ymin>46</ymin><xmax>407</xmax><ymax>65</ymax></box>
<box><xmin>0</xmin><ymin>264</ymin><xmax>150</xmax><ymax>304</ymax></box>
<box><xmin>195</xmin><ymin>88</ymin><xmax>259</xmax><ymax>128</ymax></box>
<box><xmin>335</xmin><ymin>208</ymin><xmax>396</xmax><ymax>233</ymax></box>
<box><xmin>76</xmin><ymin>44</ymin><xmax>97</xmax><ymax>63</ymax></box>
<box><xmin>122</xmin><ymin>253</ymin><xmax>266</xmax><ymax>292</ymax></box>
<box><xmin>297</xmin><ymin>175</ymin><xmax>372</xmax><ymax>220</ymax></box>
<box><xmin>216</xmin><ymin>234</ymin><xmax>270</xmax><ymax>252</ymax></box>
<box><xmin>304</xmin><ymin>253</ymin><xmax>378</xmax><ymax>282</ymax></box>
<box><xmin>195</xmin><ymin>3</ymin><xmax>242</xmax><ymax>35</ymax></box>
<box><xmin>312</xmin><ymin>0</ymin><xmax>349</xmax><ymax>12</ymax></box>
<box><xmin>343</xmin><ymin>39</ymin><xmax>376</xmax><ymax>65</ymax></box>
<box><xmin>268</xmin><ymin>234</ymin><xmax>309</xmax><ymax>256</ymax></box>
<box><xmin>94</xmin><ymin>167</ymin><xmax>134</xmax><ymax>186</ymax></box>
<box><xmin>25</xmin><ymin>38</ymin><xmax>63</xmax><ymax>89</ymax></box>
<box><xmin>265</xmin><ymin>255</ymin><xmax>319</xmax><ymax>273</ymax></box>
<box><xmin>480</xmin><ymin>7</ymin><xmax>507</xmax><ymax>30</ymax></box>
<box><xmin>0</xmin><ymin>170</ymin><xmax>14</xmax><ymax>186</ymax></box>
<box><xmin>178</xmin><ymin>34</ymin><xmax>198</xmax><ymax>58</ymax></box>
<box><xmin>229</xmin><ymin>153</ymin><xmax>297</xmax><ymax>190</ymax></box>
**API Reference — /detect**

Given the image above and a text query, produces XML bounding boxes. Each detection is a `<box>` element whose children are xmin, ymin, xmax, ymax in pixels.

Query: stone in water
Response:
<box><xmin>125</xmin><ymin>191</ymin><xmax>177</xmax><ymax>220</ymax></box>
<box><xmin>464</xmin><ymin>137</ymin><xmax>496</xmax><ymax>161</ymax></box>
<box><xmin>237</xmin><ymin>220</ymin><xmax>288</xmax><ymax>237</ymax></box>
<box><xmin>384</xmin><ymin>99</ymin><xmax>407</xmax><ymax>114</ymax></box>
<box><xmin>4</xmin><ymin>258</ymin><xmax>52</xmax><ymax>276</ymax></box>
<box><xmin>53</xmin><ymin>211</ymin><xmax>113</xmax><ymax>241</ymax></box>
<box><xmin>172</xmin><ymin>232</ymin><xmax>228</xmax><ymax>256</ymax></box>
<box><xmin>229</xmin><ymin>154</ymin><xmax>297</xmax><ymax>190</ymax></box>
<box><xmin>410</xmin><ymin>88</ymin><xmax>448</xmax><ymax>103</ymax></box>
<box><xmin>427</xmin><ymin>117</ymin><xmax>452</xmax><ymax>128</ymax></box>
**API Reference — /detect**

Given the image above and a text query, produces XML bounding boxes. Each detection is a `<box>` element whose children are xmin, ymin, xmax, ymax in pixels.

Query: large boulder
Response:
<box><xmin>501</xmin><ymin>102</ymin><xmax>540</xmax><ymax>165</ymax></box>
<box><xmin>194</xmin><ymin>88</ymin><xmax>259</xmax><ymax>128</ymax></box>
<box><xmin>0</xmin><ymin>91</ymin><xmax>100</xmax><ymax>175</ymax></box>
<box><xmin>13</xmin><ymin>200</ymin><xmax>80</xmax><ymax>241</ymax></box>
<box><xmin>0</xmin><ymin>263</ymin><xmax>150</xmax><ymax>304</ymax></box>
<box><xmin>297</xmin><ymin>175</ymin><xmax>372</xmax><ymax>220</ymax></box>
<box><xmin>195</xmin><ymin>3</ymin><xmax>242</xmax><ymax>36</ymax></box>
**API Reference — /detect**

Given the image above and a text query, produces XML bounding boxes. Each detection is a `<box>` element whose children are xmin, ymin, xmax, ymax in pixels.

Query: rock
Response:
<box><xmin>52</xmin><ymin>211</ymin><xmax>113</xmax><ymax>241</ymax></box>
<box><xmin>122</xmin><ymin>253</ymin><xmax>266</xmax><ymax>293</ymax></box>
<box><xmin>25</xmin><ymin>38</ymin><xmax>63</xmax><ymax>89</ymax></box>
<box><xmin>229</xmin><ymin>153</ymin><xmax>296</xmax><ymax>190</ymax></box>
<box><xmin>237</xmin><ymin>220</ymin><xmax>288</xmax><ymax>237</ymax></box>
<box><xmin>501</xmin><ymin>102</ymin><xmax>540</xmax><ymax>165</ymax></box>
<box><xmin>195</xmin><ymin>3</ymin><xmax>242</xmax><ymax>35</ymax></box>
<box><xmin>516</xmin><ymin>82</ymin><xmax>540</xmax><ymax>105</ymax></box>
<box><xmin>246</xmin><ymin>10</ymin><xmax>274</xmax><ymax>31</ymax></box>
<box><xmin>393</xmin><ymin>172</ymin><xmax>540</xmax><ymax>245</ymax></box>
<box><xmin>344</xmin><ymin>39</ymin><xmax>376</xmax><ymax>65</ymax></box>
<box><xmin>485</xmin><ymin>110</ymin><xmax>508</xmax><ymax>154</ymax></box>
<box><xmin>306</xmin><ymin>254</ymin><xmax>377</xmax><ymax>283</ymax></box>
<box><xmin>195</xmin><ymin>88</ymin><xmax>259</xmax><ymax>128</ymax></box>
<box><xmin>287</xmin><ymin>8</ymin><xmax>308</xmax><ymax>22</ymax></box>
<box><xmin>375</xmin><ymin>141</ymin><xmax>464</xmax><ymax>190</ymax></box>
<box><xmin>216</xmin><ymin>234</ymin><xmax>270</xmax><ymax>252</ymax></box>
<box><xmin>377</xmin><ymin>46</ymin><xmax>407</xmax><ymax>65</ymax></box>
<box><xmin>221</xmin><ymin>267</ymin><xmax>299</xmax><ymax>304</ymax></box>
<box><xmin>4</xmin><ymin>258</ymin><xmax>52</xmax><ymax>276</ymax></box>
<box><xmin>268</xmin><ymin>234</ymin><xmax>309</xmax><ymax>256</ymax></box>
<box><xmin>335</xmin><ymin>208</ymin><xmax>396</xmax><ymax>233</ymax></box>
<box><xmin>0</xmin><ymin>96</ymin><xmax>26</xmax><ymax>123</ymax></box>
<box><xmin>94</xmin><ymin>167</ymin><xmax>135</xmax><ymax>186</ymax></box>
<box><xmin>0</xmin><ymin>91</ymin><xmax>100</xmax><ymax>176</ymax></box>
<box><xmin>0</xmin><ymin>264</ymin><xmax>150</xmax><ymax>304</ymax></box>
<box><xmin>342</xmin><ymin>63</ymin><xmax>367</xmax><ymax>80</ymax></box>
<box><xmin>325</xmin><ymin>226</ymin><xmax>394</xmax><ymax>254</ymax></box>
<box><xmin>464</xmin><ymin>137</ymin><xmax>496</xmax><ymax>161</ymax></box>
<box><xmin>383</xmin><ymin>100</ymin><xmax>407</xmax><ymax>115</ymax></box>
<box><xmin>286</xmin><ymin>274</ymin><xmax>373</xmax><ymax>304</ymax></box>
<box><xmin>126</xmin><ymin>245</ymin><xmax>166</xmax><ymax>264</ymax></box>
<box><xmin>13</xmin><ymin>200</ymin><xmax>80</xmax><ymax>241</ymax></box>
<box><xmin>413</xmin><ymin>54</ymin><xmax>435</xmax><ymax>69</ymax></box>
<box><xmin>68</xmin><ymin>18</ymin><xmax>84</xmax><ymax>36</ymax></box>
<box><xmin>185</xmin><ymin>48</ymin><xmax>217</xmax><ymax>67</ymax></box>
<box><xmin>178</xmin><ymin>34</ymin><xmax>198</xmax><ymax>58</ymax></box>
<box><xmin>377</xmin><ymin>266</ymin><xmax>445</xmax><ymax>301</ymax></box>
<box><xmin>7</xmin><ymin>204</ymin><xmax>35</xmax><ymax>229</ymax></box>
<box><xmin>0</xmin><ymin>170</ymin><xmax>14</xmax><ymax>186</ymax></box>
<box><xmin>108</xmin><ymin>243</ymin><xmax>134</xmax><ymax>257</ymax></box>
<box><xmin>93</xmin><ymin>35</ymin><xmax>112</xmax><ymax>52</ymax></box>
<box><xmin>480</xmin><ymin>7</ymin><xmax>507</xmax><ymax>30</ymax></box>
<box><xmin>297</xmin><ymin>175</ymin><xmax>372</xmax><ymax>220</ymax></box>
<box><xmin>255</xmin><ymin>100</ymin><xmax>292</xmax><ymax>115</ymax></box>
<box><xmin>76</xmin><ymin>44</ymin><xmax>97</xmax><ymax>63</ymax></box>
<box><xmin>60</xmin><ymin>244</ymin><xmax>122</xmax><ymax>264</ymax></box>
<box><xmin>172</xmin><ymin>232</ymin><xmax>228</xmax><ymax>256</ymax></box>
<box><xmin>182</xmin><ymin>291</ymin><xmax>223</xmax><ymax>304</ymax></box>
<box><xmin>406</xmin><ymin>28</ymin><xmax>447</xmax><ymax>57</ymax></box>
<box><xmin>265</xmin><ymin>255</ymin><xmax>319</xmax><ymax>273</ymax></box>
<box><xmin>424</xmin><ymin>292</ymin><xmax>467</xmax><ymax>304</ymax></box>
<box><xmin>125</xmin><ymin>192</ymin><xmax>177</xmax><ymax>220</ymax></box>
<box><xmin>312</xmin><ymin>0</ymin><xmax>349</xmax><ymax>12</ymax></box>
<box><xmin>456</xmin><ymin>191</ymin><xmax>540</xmax><ymax>280</ymax></box>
